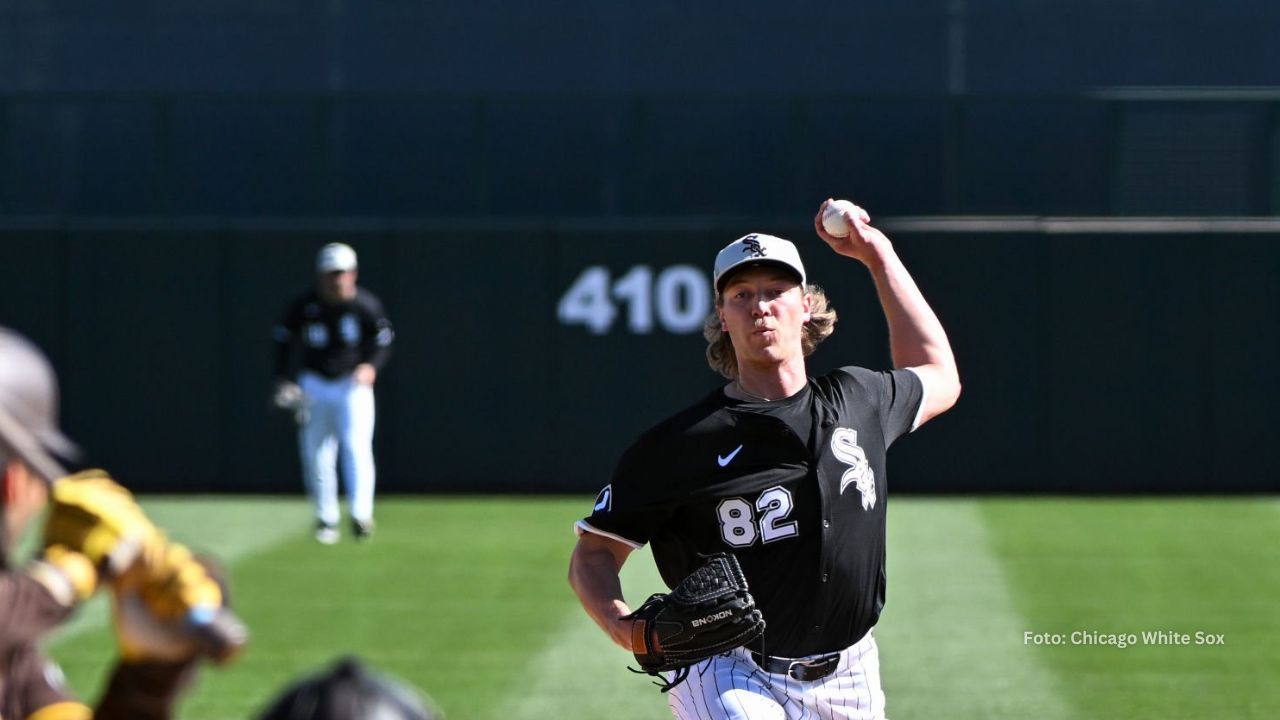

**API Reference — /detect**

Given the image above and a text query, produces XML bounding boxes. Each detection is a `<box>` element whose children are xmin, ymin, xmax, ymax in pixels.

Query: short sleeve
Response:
<box><xmin>884</xmin><ymin>368</ymin><xmax>926</xmax><ymax>442</ymax></box>
<box><xmin>574</xmin><ymin>442</ymin><xmax>673</xmax><ymax>548</ymax></box>
<box><xmin>366</xmin><ymin>300</ymin><xmax>394</xmax><ymax>349</ymax></box>
<box><xmin>357</xmin><ymin>292</ymin><xmax>395</xmax><ymax>368</ymax></box>
<box><xmin>831</xmin><ymin>366</ymin><xmax>925</xmax><ymax>446</ymax></box>
<box><xmin>0</xmin><ymin>570</ymin><xmax>75</xmax><ymax>655</ymax></box>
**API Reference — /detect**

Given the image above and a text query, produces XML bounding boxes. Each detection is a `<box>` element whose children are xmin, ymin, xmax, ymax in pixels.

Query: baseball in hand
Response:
<box><xmin>821</xmin><ymin>200</ymin><xmax>869</xmax><ymax>238</ymax></box>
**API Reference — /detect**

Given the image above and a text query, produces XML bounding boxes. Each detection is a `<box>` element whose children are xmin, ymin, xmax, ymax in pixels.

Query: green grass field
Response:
<box><xmin>37</xmin><ymin>496</ymin><xmax>1280</xmax><ymax>720</ymax></box>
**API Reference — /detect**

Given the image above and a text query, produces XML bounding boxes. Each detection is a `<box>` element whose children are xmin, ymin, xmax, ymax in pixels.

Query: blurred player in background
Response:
<box><xmin>570</xmin><ymin>202</ymin><xmax>960</xmax><ymax>719</ymax></box>
<box><xmin>273</xmin><ymin>243</ymin><xmax>395</xmax><ymax>544</ymax></box>
<box><xmin>0</xmin><ymin>327</ymin><xmax>246</xmax><ymax>720</ymax></box>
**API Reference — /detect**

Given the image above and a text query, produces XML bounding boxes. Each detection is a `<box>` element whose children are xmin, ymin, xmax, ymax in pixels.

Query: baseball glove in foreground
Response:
<box><xmin>623</xmin><ymin>552</ymin><xmax>765</xmax><ymax>691</ymax></box>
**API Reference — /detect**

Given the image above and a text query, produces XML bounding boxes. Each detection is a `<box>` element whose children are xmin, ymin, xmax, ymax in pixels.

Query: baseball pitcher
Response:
<box><xmin>569</xmin><ymin>201</ymin><xmax>961</xmax><ymax>719</ymax></box>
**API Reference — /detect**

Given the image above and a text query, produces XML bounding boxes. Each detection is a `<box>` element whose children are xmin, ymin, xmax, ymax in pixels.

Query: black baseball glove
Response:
<box><xmin>622</xmin><ymin>552</ymin><xmax>765</xmax><ymax>691</ymax></box>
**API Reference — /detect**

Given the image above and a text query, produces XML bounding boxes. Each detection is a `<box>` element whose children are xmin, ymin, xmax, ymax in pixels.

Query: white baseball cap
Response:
<box><xmin>712</xmin><ymin>233</ymin><xmax>807</xmax><ymax>293</ymax></box>
<box><xmin>316</xmin><ymin>243</ymin><xmax>358</xmax><ymax>273</ymax></box>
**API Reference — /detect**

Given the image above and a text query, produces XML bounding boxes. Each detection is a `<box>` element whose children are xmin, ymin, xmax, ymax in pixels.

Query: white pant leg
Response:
<box><xmin>667</xmin><ymin>650</ymin><xmax>790</xmax><ymax>720</ymax></box>
<box><xmin>337</xmin><ymin>379</ymin><xmax>376</xmax><ymax>524</ymax></box>
<box><xmin>298</xmin><ymin>372</ymin><xmax>341</xmax><ymax>526</ymax></box>
<box><xmin>780</xmin><ymin>632</ymin><xmax>886</xmax><ymax>720</ymax></box>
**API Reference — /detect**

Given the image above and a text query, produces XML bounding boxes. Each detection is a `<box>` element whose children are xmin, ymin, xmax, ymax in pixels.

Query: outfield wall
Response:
<box><xmin>2</xmin><ymin>220</ymin><xmax>1276</xmax><ymax>494</ymax></box>
<box><xmin>4</xmin><ymin>2</ymin><xmax>1280</xmax><ymax>219</ymax></box>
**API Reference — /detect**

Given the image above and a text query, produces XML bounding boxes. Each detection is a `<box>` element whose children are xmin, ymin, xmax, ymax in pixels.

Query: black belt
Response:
<box><xmin>749</xmin><ymin>650</ymin><xmax>841</xmax><ymax>682</ymax></box>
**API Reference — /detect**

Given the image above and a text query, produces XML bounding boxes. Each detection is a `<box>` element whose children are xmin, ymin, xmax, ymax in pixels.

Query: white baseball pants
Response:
<box><xmin>667</xmin><ymin>631</ymin><xmax>886</xmax><ymax>720</ymax></box>
<box><xmin>297</xmin><ymin>370</ymin><xmax>377</xmax><ymax>526</ymax></box>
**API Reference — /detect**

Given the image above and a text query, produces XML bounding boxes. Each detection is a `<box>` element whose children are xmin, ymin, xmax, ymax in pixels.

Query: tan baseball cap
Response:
<box><xmin>0</xmin><ymin>328</ymin><xmax>78</xmax><ymax>482</ymax></box>
<box><xmin>712</xmin><ymin>233</ymin><xmax>807</xmax><ymax>293</ymax></box>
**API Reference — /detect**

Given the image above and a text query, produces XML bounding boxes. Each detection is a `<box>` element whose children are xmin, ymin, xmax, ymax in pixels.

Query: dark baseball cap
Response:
<box><xmin>257</xmin><ymin>656</ymin><xmax>442</xmax><ymax>720</ymax></box>
<box><xmin>0</xmin><ymin>327</ymin><xmax>78</xmax><ymax>482</ymax></box>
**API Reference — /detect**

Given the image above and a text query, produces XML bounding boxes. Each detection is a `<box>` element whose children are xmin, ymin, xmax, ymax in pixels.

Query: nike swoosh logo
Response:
<box><xmin>717</xmin><ymin>445</ymin><xmax>744</xmax><ymax>467</ymax></box>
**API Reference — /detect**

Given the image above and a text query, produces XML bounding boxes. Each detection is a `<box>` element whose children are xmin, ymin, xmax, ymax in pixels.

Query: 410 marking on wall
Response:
<box><xmin>557</xmin><ymin>265</ymin><xmax>710</xmax><ymax>335</ymax></box>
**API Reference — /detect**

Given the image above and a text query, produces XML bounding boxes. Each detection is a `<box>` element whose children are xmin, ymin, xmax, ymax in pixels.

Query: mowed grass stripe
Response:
<box><xmin>492</xmin><ymin>545</ymin><xmax>671</xmax><ymax>720</ymax></box>
<box><xmin>879</xmin><ymin>499</ymin><xmax>1075</xmax><ymax>720</ymax></box>
<box><xmin>981</xmin><ymin>497</ymin><xmax>1280</xmax><ymax>720</ymax></box>
<box><xmin>176</xmin><ymin>497</ymin><xmax>592</xmax><ymax>720</ymax></box>
<box><xmin>46</xmin><ymin>498</ymin><xmax>315</xmax><ymax>715</ymax></box>
<box><xmin>36</xmin><ymin>496</ymin><xmax>1278</xmax><ymax>720</ymax></box>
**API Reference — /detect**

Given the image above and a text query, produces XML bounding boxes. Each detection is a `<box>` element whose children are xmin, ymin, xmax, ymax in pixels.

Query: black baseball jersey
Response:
<box><xmin>273</xmin><ymin>288</ymin><xmax>394</xmax><ymax>380</ymax></box>
<box><xmin>578</xmin><ymin>366</ymin><xmax>924</xmax><ymax>658</ymax></box>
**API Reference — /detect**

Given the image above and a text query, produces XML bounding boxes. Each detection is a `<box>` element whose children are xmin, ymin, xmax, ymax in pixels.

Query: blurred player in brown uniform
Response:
<box><xmin>0</xmin><ymin>327</ymin><xmax>246</xmax><ymax>720</ymax></box>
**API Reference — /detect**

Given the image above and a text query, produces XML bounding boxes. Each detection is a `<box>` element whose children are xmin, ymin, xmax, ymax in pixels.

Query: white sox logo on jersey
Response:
<box><xmin>831</xmin><ymin>427</ymin><xmax>875</xmax><ymax>510</ymax></box>
<box><xmin>304</xmin><ymin>322</ymin><xmax>330</xmax><ymax>348</ymax></box>
<box><xmin>339</xmin><ymin>313</ymin><xmax>361</xmax><ymax>345</ymax></box>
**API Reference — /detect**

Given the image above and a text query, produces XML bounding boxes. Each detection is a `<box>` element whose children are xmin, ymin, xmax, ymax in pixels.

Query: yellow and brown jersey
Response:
<box><xmin>0</xmin><ymin>565</ymin><xmax>89</xmax><ymax>720</ymax></box>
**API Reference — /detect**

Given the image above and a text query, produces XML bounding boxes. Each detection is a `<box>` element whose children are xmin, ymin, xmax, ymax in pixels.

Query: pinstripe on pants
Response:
<box><xmin>666</xmin><ymin>631</ymin><xmax>886</xmax><ymax>720</ymax></box>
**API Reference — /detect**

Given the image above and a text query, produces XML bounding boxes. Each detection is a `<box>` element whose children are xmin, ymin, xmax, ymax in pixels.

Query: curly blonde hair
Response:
<box><xmin>703</xmin><ymin>285</ymin><xmax>838</xmax><ymax>379</ymax></box>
